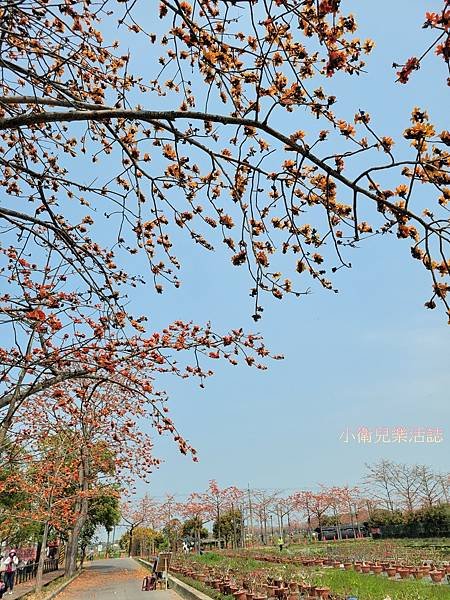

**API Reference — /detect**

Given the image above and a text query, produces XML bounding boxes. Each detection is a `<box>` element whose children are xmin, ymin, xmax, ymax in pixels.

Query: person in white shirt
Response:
<box><xmin>2</xmin><ymin>551</ymin><xmax>19</xmax><ymax>595</ymax></box>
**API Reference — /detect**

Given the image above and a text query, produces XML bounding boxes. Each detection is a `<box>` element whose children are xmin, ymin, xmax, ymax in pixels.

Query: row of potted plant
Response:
<box><xmin>221</xmin><ymin>550</ymin><xmax>449</xmax><ymax>583</ymax></box>
<box><xmin>240</xmin><ymin>541</ymin><xmax>448</xmax><ymax>569</ymax></box>
<box><xmin>171</xmin><ymin>559</ymin><xmax>333</xmax><ymax>599</ymax></box>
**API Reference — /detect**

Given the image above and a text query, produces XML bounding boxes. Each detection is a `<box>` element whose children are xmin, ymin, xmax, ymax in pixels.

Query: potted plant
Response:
<box><xmin>385</xmin><ymin>566</ymin><xmax>397</xmax><ymax>578</ymax></box>
<box><xmin>397</xmin><ymin>568</ymin><xmax>410</xmax><ymax>580</ymax></box>
<box><xmin>430</xmin><ymin>570</ymin><xmax>444</xmax><ymax>583</ymax></box>
<box><xmin>299</xmin><ymin>583</ymin><xmax>311</xmax><ymax>595</ymax></box>
<box><xmin>372</xmin><ymin>564</ymin><xmax>383</xmax><ymax>575</ymax></box>
<box><xmin>314</xmin><ymin>588</ymin><xmax>330</xmax><ymax>599</ymax></box>
<box><xmin>411</xmin><ymin>568</ymin><xmax>423</xmax><ymax>580</ymax></box>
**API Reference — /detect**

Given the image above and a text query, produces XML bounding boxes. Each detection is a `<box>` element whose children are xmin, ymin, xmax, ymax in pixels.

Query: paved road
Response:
<box><xmin>58</xmin><ymin>558</ymin><xmax>179</xmax><ymax>600</ymax></box>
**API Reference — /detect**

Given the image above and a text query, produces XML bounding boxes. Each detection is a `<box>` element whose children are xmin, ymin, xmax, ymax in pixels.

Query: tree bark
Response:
<box><xmin>127</xmin><ymin>524</ymin><xmax>135</xmax><ymax>557</ymax></box>
<box><xmin>35</xmin><ymin>520</ymin><xmax>49</xmax><ymax>593</ymax></box>
<box><xmin>65</xmin><ymin>446</ymin><xmax>90</xmax><ymax>577</ymax></box>
<box><xmin>65</xmin><ymin>500</ymin><xmax>89</xmax><ymax>576</ymax></box>
<box><xmin>80</xmin><ymin>545</ymin><xmax>86</xmax><ymax>569</ymax></box>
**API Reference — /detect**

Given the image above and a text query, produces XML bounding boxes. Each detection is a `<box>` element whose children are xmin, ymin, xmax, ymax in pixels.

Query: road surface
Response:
<box><xmin>58</xmin><ymin>557</ymin><xmax>179</xmax><ymax>600</ymax></box>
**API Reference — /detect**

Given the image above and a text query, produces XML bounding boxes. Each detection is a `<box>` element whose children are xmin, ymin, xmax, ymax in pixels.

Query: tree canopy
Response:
<box><xmin>0</xmin><ymin>0</ymin><xmax>448</xmax><ymax>576</ymax></box>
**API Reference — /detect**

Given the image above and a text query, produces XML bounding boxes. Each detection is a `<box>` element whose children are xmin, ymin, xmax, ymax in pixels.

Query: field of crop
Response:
<box><xmin>234</xmin><ymin>537</ymin><xmax>450</xmax><ymax>564</ymax></box>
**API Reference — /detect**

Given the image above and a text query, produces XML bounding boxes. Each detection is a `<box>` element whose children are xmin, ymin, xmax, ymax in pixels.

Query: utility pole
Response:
<box><xmin>247</xmin><ymin>485</ymin><xmax>254</xmax><ymax>547</ymax></box>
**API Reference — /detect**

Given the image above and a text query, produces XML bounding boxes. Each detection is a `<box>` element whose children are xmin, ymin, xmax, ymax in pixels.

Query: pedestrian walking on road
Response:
<box><xmin>2</xmin><ymin>550</ymin><xmax>19</xmax><ymax>595</ymax></box>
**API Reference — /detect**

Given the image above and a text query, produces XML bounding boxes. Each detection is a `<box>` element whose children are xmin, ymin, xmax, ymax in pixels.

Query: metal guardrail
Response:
<box><xmin>13</xmin><ymin>558</ymin><xmax>59</xmax><ymax>585</ymax></box>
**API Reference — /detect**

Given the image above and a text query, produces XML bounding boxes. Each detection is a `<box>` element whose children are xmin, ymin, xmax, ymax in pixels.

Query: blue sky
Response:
<box><xmin>40</xmin><ymin>0</ymin><xmax>446</xmax><ymax>504</ymax></box>
<box><xmin>112</xmin><ymin>0</ymin><xmax>449</xmax><ymax>499</ymax></box>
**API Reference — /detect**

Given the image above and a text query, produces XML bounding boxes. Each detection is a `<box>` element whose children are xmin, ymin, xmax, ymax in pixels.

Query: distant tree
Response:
<box><xmin>320</xmin><ymin>514</ymin><xmax>340</xmax><ymax>527</ymax></box>
<box><xmin>213</xmin><ymin>509</ymin><xmax>242</xmax><ymax>547</ymax></box>
<box><xmin>389</xmin><ymin>463</ymin><xmax>422</xmax><ymax>512</ymax></box>
<box><xmin>367</xmin><ymin>508</ymin><xmax>405</xmax><ymax>528</ymax></box>
<box><xmin>200</xmin><ymin>481</ymin><xmax>243</xmax><ymax>546</ymax></box>
<box><xmin>365</xmin><ymin>460</ymin><xmax>449</xmax><ymax>513</ymax></box>
<box><xmin>181</xmin><ymin>517</ymin><xmax>209</xmax><ymax>541</ymax></box>
<box><xmin>416</xmin><ymin>465</ymin><xmax>446</xmax><ymax>507</ymax></box>
<box><xmin>291</xmin><ymin>490</ymin><xmax>331</xmax><ymax>530</ymax></box>
<box><xmin>364</xmin><ymin>460</ymin><xmax>398</xmax><ymax>512</ymax></box>
<box><xmin>178</xmin><ymin>494</ymin><xmax>213</xmax><ymax>552</ymax></box>
<box><xmin>437</xmin><ymin>474</ymin><xmax>450</xmax><ymax>504</ymax></box>
<box><xmin>253</xmin><ymin>490</ymin><xmax>279</xmax><ymax>545</ymax></box>
<box><xmin>119</xmin><ymin>526</ymin><xmax>165</xmax><ymax>557</ymax></box>
<box><xmin>368</xmin><ymin>503</ymin><xmax>450</xmax><ymax>538</ymax></box>
<box><xmin>162</xmin><ymin>518</ymin><xmax>183</xmax><ymax>551</ymax></box>
<box><xmin>409</xmin><ymin>503</ymin><xmax>450</xmax><ymax>537</ymax></box>
<box><xmin>79</xmin><ymin>491</ymin><xmax>120</xmax><ymax>565</ymax></box>
<box><xmin>122</xmin><ymin>494</ymin><xmax>158</xmax><ymax>558</ymax></box>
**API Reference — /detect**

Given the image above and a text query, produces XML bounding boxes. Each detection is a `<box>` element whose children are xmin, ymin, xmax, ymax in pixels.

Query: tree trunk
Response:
<box><xmin>333</xmin><ymin>508</ymin><xmax>342</xmax><ymax>539</ymax></box>
<box><xmin>348</xmin><ymin>502</ymin><xmax>356</xmax><ymax>537</ymax></box>
<box><xmin>65</xmin><ymin>505</ymin><xmax>88</xmax><ymax>577</ymax></box>
<box><xmin>287</xmin><ymin>511</ymin><xmax>291</xmax><ymax>542</ymax></box>
<box><xmin>263</xmin><ymin>507</ymin><xmax>267</xmax><ymax>545</ymax></box>
<box><xmin>65</xmin><ymin>446</ymin><xmax>90</xmax><ymax>577</ymax></box>
<box><xmin>80</xmin><ymin>545</ymin><xmax>87</xmax><ymax>569</ymax></box>
<box><xmin>216</xmin><ymin>501</ymin><xmax>220</xmax><ymax>549</ymax></box>
<box><xmin>35</xmin><ymin>520</ymin><xmax>49</xmax><ymax>593</ymax></box>
<box><xmin>127</xmin><ymin>525</ymin><xmax>135</xmax><ymax>557</ymax></box>
<box><xmin>35</xmin><ymin>521</ymin><xmax>46</xmax><ymax>565</ymax></box>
